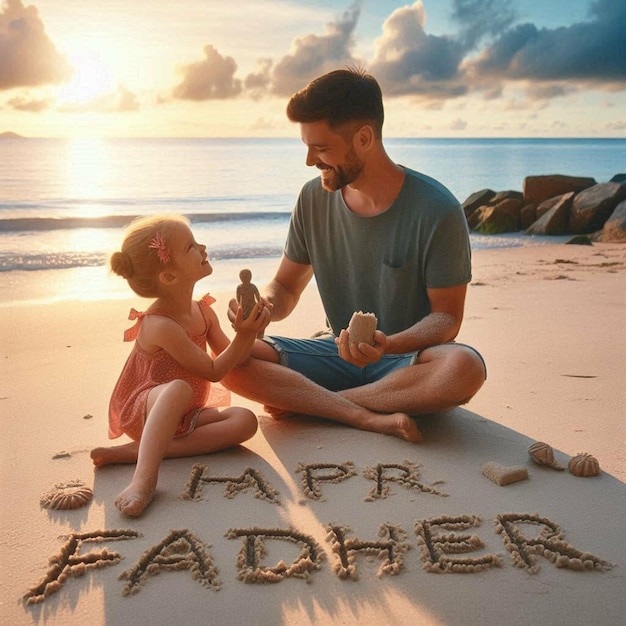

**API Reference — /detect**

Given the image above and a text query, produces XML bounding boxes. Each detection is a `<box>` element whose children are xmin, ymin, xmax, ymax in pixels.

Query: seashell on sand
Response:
<box><xmin>347</xmin><ymin>311</ymin><xmax>378</xmax><ymax>346</ymax></box>
<box><xmin>568</xmin><ymin>452</ymin><xmax>600</xmax><ymax>477</ymax></box>
<box><xmin>40</xmin><ymin>480</ymin><xmax>93</xmax><ymax>510</ymax></box>
<box><xmin>527</xmin><ymin>441</ymin><xmax>565</xmax><ymax>470</ymax></box>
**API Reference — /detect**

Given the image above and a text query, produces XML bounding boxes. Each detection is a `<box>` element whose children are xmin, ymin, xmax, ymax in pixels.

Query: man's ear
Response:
<box><xmin>354</xmin><ymin>124</ymin><xmax>375</xmax><ymax>152</ymax></box>
<box><xmin>158</xmin><ymin>270</ymin><xmax>178</xmax><ymax>285</ymax></box>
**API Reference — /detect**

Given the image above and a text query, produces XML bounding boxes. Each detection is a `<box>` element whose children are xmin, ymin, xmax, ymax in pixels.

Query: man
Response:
<box><xmin>223</xmin><ymin>68</ymin><xmax>486</xmax><ymax>442</ymax></box>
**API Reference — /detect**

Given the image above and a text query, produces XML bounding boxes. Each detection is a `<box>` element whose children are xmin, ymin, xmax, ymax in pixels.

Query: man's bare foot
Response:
<box><xmin>263</xmin><ymin>405</ymin><xmax>298</xmax><ymax>420</ymax></box>
<box><xmin>365</xmin><ymin>412</ymin><xmax>422</xmax><ymax>443</ymax></box>
<box><xmin>90</xmin><ymin>443</ymin><xmax>139</xmax><ymax>467</ymax></box>
<box><xmin>114</xmin><ymin>482</ymin><xmax>156</xmax><ymax>517</ymax></box>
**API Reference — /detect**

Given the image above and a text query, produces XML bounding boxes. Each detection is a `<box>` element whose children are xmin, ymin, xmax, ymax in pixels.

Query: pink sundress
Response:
<box><xmin>108</xmin><ymin>293</ymin><xmax>230</xmax><ymax>441</ymax></box>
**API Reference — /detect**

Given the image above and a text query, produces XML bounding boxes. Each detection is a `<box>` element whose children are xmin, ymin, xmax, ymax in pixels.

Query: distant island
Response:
<box><xmin>0</xmin><ymin>131</ymin><xmax>24</xmax><ymax>139</ymax></box>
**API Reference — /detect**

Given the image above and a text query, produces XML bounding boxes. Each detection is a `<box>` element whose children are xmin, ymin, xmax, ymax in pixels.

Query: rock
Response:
<box><xmin>494</xmin><ymin>197</ymin><xmax>523</xmax><ymax>229</ymax></box>
<box><xmin>490</xmin><ymin>190</ymin><xmax>523</xmax><ymax>205</ymax></box>
<box><xmin>536</xmin><ymin>195</ymin><xmax>562</xmax><ymax>219</ymax></box>
<box><xmin>523</xmin><ymin>174</ymin><xmax>596</xmax><ymax>204</ymax></box>
<box><xmin>473</xmin><ymin>205</ymin><xmax>520</xmax><ymax>234</ymax></box>
<box><xmin>526</xmin><ymin>192</ymin><xmax>574</xmax><ymax>236</ymax></box>
<box><xmin>569</xmin><ymin>183</ymin><xmax>626</xmax><ymax>234</ymax></box>
<box><xmin>566</xmin><ymin>235</ymin><xmax>593</xmax><ymax>245</ymax></box>
<box><xmin>462</xmin><ymin>189</ymin><xmax>495</xmax><ymax>219</ymax></box>
<box><xmin>594</xmin><ymin>200</ymin><xmax>626</xmax><ymax>242</ymax></box>
<box><xmin>520</xmin><ymin>203</ymin><xmax>537</xmax><ymax>230</ymax></box>
<box><xmin>609</xmin><ymin>174</ymin><xmax>626</xmax><ymax>184</ymax></box>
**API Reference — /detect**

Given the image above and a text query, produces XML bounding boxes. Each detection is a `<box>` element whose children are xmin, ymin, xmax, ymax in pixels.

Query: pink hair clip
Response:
<box><xmin>148</xmin><ymin>232</ymin><xmax>170</xmax><ymax>264</ymax></box>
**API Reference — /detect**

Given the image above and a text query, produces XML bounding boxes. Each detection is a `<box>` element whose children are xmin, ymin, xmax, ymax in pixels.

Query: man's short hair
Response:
<box><xmin>286</xmin><ymin>68</ymin><xmax>384</xmax><ymax>138</ymax></box>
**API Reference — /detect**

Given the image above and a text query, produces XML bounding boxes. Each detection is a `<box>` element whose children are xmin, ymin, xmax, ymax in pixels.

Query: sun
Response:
<box><xmin>57</xmin><ymin>52</ymin><xmax>116</xmax><ymax>107</ymax></box>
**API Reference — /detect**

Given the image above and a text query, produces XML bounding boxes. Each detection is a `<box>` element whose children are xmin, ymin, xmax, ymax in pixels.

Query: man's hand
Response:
<box><xmin>336</xmin><ymin>329</ymin><xmax>386</xmax><ymax>368</ymax></box>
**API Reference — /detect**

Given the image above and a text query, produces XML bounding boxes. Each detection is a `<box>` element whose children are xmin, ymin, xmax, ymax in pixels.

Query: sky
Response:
<box><xmin>1</xmin><ymin>0</ymin><xmax>625</xmax><ymax>138</ymax></box>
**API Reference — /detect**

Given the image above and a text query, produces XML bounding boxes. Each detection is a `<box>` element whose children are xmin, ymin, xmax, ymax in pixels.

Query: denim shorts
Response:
<box><xmin>262</xmin><ymin>334</ymin><xmax>414</xmax><ymax>392</ymax></box>
<box><xmin>263</xmin><ymin>334</ymin><xmax>486</xmax><ymax>392</ymax></box>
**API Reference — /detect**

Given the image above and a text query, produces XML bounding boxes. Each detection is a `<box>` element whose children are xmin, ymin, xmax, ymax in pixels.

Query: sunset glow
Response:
<box><xmin>1</xmin><ymin>0</ymin><xmax>624</xmax><ymax>138</ymax></box>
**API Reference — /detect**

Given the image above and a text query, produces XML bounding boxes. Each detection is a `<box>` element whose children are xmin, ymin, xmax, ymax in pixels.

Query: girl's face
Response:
<box><xmin>169</xmin><ymin>222</ymin><xmax>212</xmax><ymax>281</ymax></box>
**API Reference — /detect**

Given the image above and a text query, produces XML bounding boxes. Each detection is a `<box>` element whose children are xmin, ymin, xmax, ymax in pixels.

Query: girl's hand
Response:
<box><xmin>235</xmin><ymin>301</ymin><xmax>270</xmax><ymax>335</ymax></box>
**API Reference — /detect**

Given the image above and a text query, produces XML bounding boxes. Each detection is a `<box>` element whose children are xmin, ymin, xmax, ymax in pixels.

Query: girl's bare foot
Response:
<box><xmin>114</xmin><ymin>481</ymin><xmax>156</xmax><ymax>517</ymax></box>
<box><xmin>90</xmin><ymin>443</ymin><xmax>139</xmax><ymax>467</ymax></box>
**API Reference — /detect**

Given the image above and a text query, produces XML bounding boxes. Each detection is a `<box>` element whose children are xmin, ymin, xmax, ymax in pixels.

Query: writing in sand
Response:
<box><xmin>25</xmin><ymin>461</ymin><xmax>613</xmax><ymax>604</ymax></box>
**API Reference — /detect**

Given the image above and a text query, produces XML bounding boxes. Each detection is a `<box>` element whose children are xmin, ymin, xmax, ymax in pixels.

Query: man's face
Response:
<box><xmin>300</xmin><ymin>120</ymin><xmax>364</xmax><ymax>192</ymax></box>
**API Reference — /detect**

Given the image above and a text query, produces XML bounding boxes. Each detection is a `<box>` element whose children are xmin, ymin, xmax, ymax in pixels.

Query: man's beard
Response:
<box><xmin>318</xmin><ymin>146</ymin><xmax>364</xmax><ymax>192</ymax></box>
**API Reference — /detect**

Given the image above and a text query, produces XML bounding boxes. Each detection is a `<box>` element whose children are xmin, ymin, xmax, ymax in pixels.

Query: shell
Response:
<box><xmin>40</xmin><ymin>480</ymin><xmax>93</xmax><ymax>510</ymax></box>
<box><xmin>568</xmin><ymin>452</ymin><xmax>600</xmax><ymax>477</ymax></box>
<box><xmin>528</xmin><ymin>441</ymin><xmax>565</xmax><ymax>470</ymax></box>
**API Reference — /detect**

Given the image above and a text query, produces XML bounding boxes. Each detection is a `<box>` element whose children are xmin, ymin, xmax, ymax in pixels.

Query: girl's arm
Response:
<box><xmin>140</xmin><ymin>305</ymin><xmax>268</xmax><ymax>382</ymax></box>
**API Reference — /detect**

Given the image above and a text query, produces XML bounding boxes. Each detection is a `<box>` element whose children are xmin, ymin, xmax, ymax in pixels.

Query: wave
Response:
<box><xmin>0</xmin><ymin>211</ymin><xmax>290</xmax><ymax>233</ymax></box>
<box><xmin>0</xmin><ymin>244</ymin><xmax>284</xmax><ymax>272</ymax></box>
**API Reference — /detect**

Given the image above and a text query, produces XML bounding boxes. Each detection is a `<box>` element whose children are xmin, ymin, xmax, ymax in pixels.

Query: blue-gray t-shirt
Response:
<box><xmin>284</xmin><ymin>166</ymin><xmax>472</xmax><ymax>336</ymax></box>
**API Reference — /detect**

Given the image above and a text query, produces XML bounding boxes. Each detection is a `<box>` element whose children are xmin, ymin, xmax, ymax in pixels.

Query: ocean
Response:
<box><xmin>1</xmin><ymin>137</ymin><xmax>624</xmax><ymax>305</ymax></box>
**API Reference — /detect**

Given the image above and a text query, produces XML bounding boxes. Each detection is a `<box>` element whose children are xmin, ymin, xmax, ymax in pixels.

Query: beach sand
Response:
<box><xmin>1</xmin><ymin>242</ymin><xmax>625</xmax><ymax>625</ymax></box>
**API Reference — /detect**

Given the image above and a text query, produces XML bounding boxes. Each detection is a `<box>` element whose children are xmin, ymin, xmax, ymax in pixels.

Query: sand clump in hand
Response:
<box><xmin>348</xmin><ymin>311</ymin><xmax>378</xmax><ymax>346</ymax></box>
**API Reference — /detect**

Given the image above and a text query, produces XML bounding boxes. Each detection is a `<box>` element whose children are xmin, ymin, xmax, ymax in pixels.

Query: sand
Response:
<box><xmin>1</xmin><ymin>242</ymin><xmax>625</xmax><ymax>625</ymax></box>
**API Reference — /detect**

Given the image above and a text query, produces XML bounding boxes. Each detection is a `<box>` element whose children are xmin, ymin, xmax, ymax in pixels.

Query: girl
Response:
<box><xmin>90</xmin><ymin>215</ymin><xmax>269</xmax><ymax>516</ymax></box>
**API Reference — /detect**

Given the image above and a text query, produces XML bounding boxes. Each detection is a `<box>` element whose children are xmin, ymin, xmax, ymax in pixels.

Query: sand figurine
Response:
<box><xmin>347</xmin><ymin>311</ymin><xmax>378</xmax><ymax>346</ymax></box>
<box><xmin>237</xmin><ymin>269</ymin><xmax>263</xmax><ymax>338</ymax></box>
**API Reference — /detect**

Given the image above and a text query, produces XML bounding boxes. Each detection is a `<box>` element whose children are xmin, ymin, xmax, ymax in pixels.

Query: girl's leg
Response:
<box><xmin>91</xmin><ymin>407</ymin><xmax>258</xmax><ymax>466</ymax></box>
<box><xmin>113</xmin><ymin>379</ymin><xmax>192</xmax><ymax>516</ymax></box>
<box><xmin>163</xmin><ymin>406</ymin><xmax>258</xmax><ymax>456</ymax></box>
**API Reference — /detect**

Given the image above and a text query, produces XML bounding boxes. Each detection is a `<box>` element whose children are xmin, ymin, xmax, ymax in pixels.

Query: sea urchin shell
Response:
<box><xmin>40</xmin><ymin>480</ymin><xmax>93</xmax><ymax>510</ymax></box>
<box><xmin>568</xmin><ymin>452</ymin><xmax>600</xmax><ymax>477</ymax></box>
<box><xmin>528</xmin><ymin>441</ymin><xmax>565</xmax><ymax>470</ymax></box>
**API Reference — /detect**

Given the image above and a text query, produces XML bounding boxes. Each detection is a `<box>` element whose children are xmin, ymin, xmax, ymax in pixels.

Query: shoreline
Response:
<box><xmin>1</xmin><ymin>242</ymin><xmax>625</xmax><ymax>625</ymax></box>
<box><xmin>0</xmin><ymin>233</ymin><xmax>572</xmax><ymax>308</ymax></box>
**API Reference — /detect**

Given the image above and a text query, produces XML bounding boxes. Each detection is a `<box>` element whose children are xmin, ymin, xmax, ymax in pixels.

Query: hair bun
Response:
<box><xmin>110</xmin><ymin>251</ymin><xmax>134</xmax><ymax>279</ymax></box>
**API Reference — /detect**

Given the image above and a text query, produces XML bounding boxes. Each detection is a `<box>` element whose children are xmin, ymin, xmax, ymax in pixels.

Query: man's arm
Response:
<box><xmin>384</xmin><ymin>283</ymin><xmax>467</xmax><ymax>354</ymax></box>
<box><xmin>263</xmin><ymin>254</ymin><xmax>314</xmax><ymax>321</ymax></box>
<box><xmin>337</xmin><ymin>283</ymin><xmax>467</xmax><ymax>367</ymax></box>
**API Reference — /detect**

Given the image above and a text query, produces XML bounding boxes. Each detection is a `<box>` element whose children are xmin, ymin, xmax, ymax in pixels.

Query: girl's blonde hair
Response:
<box><xmin>110</xmin><ymin>214</ymin><xmax>190</xmax><ymax>297</ymax></box>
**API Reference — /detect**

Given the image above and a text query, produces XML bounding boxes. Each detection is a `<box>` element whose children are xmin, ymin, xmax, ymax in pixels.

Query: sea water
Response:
<box><xmin>1</xmin><ymin>137</ymin><xmax>623</xmax><ymax>304</ymax></box>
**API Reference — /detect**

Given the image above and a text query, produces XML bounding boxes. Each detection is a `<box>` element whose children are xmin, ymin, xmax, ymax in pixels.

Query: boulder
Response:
<box><xmin>473</xmin><ymin>205</ymin><xmax>519</xmax><ymax>234</ymax></box>
<box><xmin>526</xmin><ymin>192</ymin><xmax>574</xmax><ymax>236</ymax></box>
<box><xmin>520</xmin><ymin>203</ymin><xmax>537</xmax><ymax>230</ymax></box>
<box><xmin>462</xmin><ymin>189</ymin><xmax>495</xmax><ymax>219</ymax></box>
<box><xmin>493</xmin><ymin>197</ymin><xmax>523</xmax><ymax>230</ymax></box>
<box><xmin>594</xmin><ymin>200</ymin><xmax>626</xmax><ymax>242</ymax></box>
<box><xmin>536</xmin><ymin>195</ymin><xmax>563</xmax><ymax>219</ymax></box>
<box><xmin>491</xmin><ymin>190</ymin><xmax>523</xmax><ymax>204</ymax></box>
<box><xmin>569</xmin><ymin>183</ymin><xmax>626</xmax><ymax>234</ymax></box>
<box><xmin>523</xmin><ymin>174</ymin><xmax>596</xmax><ymax>204</ymax></box>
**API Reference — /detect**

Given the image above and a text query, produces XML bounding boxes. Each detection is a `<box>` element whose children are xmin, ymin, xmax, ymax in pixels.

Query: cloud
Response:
<box><xmin>57</xmin><ymin>85</ymin><xmax>140</xmax><ymax>113</ymax></box>
<box><xmin>0</xmin><ymin>0</ymin><xmax>71</xmax><ymax>90</ymax></box>
<box><xmin>467</xmin><ymin>0</ymin><xmax>626</xmax><ymax>90</ymax></box>
<box><xmin>173</xmin><ymin>44</ymin><xmax>242</xmax><ymax>100</ymax></box>
<box><xmin>369</xmin><ymin>2</ymin><xmax>467</xmax><ymax>98</ymax></box>
<box><xmin>450</xmin><ymin>0</ymin><xmax>517</xmax><ymax>51</ymax></box>
<box><xmin>266</xmin><ymin>3</ymin><xmax>362</xmax><ymax>97</ymax></box>
<box><xmin>449</xmin><ymin>117</ymin><xmax>468</xmax><ymax>130</ymax></box>
<box><xmin>7</xmin><ymin>93</ymin><xmax>52</xmax><ymax>111</ymax></box>
<box><xmin>244</xmin><ymin>58</ymin><xmax>273</xmax><ymax>100</ymax></box>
